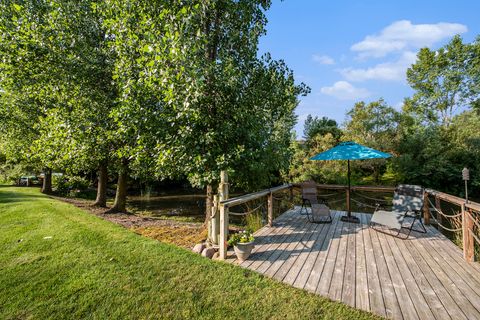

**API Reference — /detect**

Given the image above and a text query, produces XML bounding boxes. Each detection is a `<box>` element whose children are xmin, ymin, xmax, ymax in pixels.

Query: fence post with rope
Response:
<box><xmin>268</xmin><ymin>191</ymin><xmax>273</xmax><ymax>227</ymax></box>
<box><xmin>423</xmin><ymin>191</ymin><xmax>430</xmax><ymax>225</ymax></box>
<box><xmin>219</xmin><ymin>171</ymin><xmax>229</xmax><ymax>260</ymax></box>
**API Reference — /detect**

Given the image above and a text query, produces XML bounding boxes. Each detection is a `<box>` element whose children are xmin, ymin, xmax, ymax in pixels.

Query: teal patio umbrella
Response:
<box><xmin>310</xmin><ymin>141</ymin><xmax>392</xmax><ymax>223</ymax></box>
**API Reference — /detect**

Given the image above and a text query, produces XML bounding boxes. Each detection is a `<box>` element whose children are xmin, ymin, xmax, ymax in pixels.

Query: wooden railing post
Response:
<box><xmin>435</xmin><ymin>196</ymin><xmax>442</xmax><ymax>226</ymax></box>
<box><xmin>268</xmin><ymin>192</ymin><xmax>273</xmax><ymax>227</ymax></box>
<box><xmin>423</xmin><ymin>191</ymin><xmax>430</xmax><ymax>225</ymax></box>
<box><xmin>210</xmin><ymin>195</ymin><xmax>219</xmax><ymax>245</ymax></box>
<box><xmin>462</xmin><ymin>204</ymin><xmax>475</xmax><ymax>262</ymax></box>
<box><xmin>219</xmin><ymin>171</ymin><xmax>229</xmax><ymax>260</ymax></box>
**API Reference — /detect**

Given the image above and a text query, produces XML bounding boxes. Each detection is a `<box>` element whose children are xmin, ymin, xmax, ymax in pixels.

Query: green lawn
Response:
<box><xmin>0</xmin><ymin>186</ymin><xmax>379</xmax><ymax>319</ymax></box>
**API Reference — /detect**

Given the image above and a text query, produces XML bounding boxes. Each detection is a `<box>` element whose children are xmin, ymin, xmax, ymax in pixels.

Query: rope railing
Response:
<box><xmin>324</xmin><ymin>198</ymin><xmax>346</xmax><ymax>205</ymax></box>
<box><xmin>465</xmin><ymin>210</ymin><xmax>480</xmax><ymax>247</ymax></box>
<box><xmin>428</xmin><ymin>216</ymin><xmax>462</xmax><ymax>232</ymax></box>
<box><xmin>229</xmin><ymin>202</ymin><xmax>265</xmax><ymax>216</ymax></box>
<box><xmin>470</xmin><ymin>230</ymin><xmax>480</xmax><ymax>247</ymax></box>
<box><xmin>427</xmin><ymin>197</ymin><xmax>462</xmax><ymax>218</ymax></box>
<box><xmin>350</xmin><ymin>197</ymin><xmax>380</xmax><ymax>209</ymax></box>
<box><xmin>316</xmin><ymin>192</ymin><xmax>340</xmax><ymax>198</ymax></box>
<box><xmin>352</xmin><ymin>190</ymin><xmax>391</xmax><ymax>203</ymax></box>
<box><xmin>423</xmin><ymin>189</ymin><xmax>480</xmax><ymax>262</ymax></box>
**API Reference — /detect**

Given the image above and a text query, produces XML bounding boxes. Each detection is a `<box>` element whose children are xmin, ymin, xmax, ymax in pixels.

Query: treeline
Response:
<box><xmin>0</xmin><ymin>0</ymin><xmax>308</xmax><ymax>218</ymax></box>
<box><xmin>286</xmin><ymin>36</ymin><xmax>480</xmax><ymax>197</ymax></box>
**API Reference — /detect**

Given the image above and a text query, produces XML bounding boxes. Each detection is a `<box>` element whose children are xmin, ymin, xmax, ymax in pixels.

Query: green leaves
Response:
<box><xmin>12</xmin><ymin>3</ymin><xmax>22</xmax><ymax>12</ymax></box>
<box><xmin>406</xmin><ymin>35</ymin><xmax>479</xmax><ymax>127</ymax></box>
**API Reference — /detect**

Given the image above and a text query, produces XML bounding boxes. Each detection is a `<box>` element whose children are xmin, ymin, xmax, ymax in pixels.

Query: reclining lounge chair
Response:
<box><xmin>300</xmin><ymin>181</ymin><xmax>332</xmax><ymax>224</ymax></box>
<box><xmin>369</xmin><ymin>184</ymin><xmax>426</xmax><ymax>239</ymax></box>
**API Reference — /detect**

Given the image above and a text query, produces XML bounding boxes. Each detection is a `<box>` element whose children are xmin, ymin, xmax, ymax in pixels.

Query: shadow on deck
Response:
<box><xmin>226</xmin><ymin>208</ymin><xmax>480</xmax><ymax>320</ymax></box>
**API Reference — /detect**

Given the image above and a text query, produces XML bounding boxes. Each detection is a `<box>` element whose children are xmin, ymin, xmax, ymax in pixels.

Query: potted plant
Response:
<box><xmin>228</xmin><ymin>229</ymin><xmax>255</xmax><ymax>261</ymax></box>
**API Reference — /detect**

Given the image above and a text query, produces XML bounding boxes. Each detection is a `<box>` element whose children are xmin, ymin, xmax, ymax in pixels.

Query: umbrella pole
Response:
<box><xmin>348</xmin><ymin>160</ymin><xmax>351</xmax><ymax>216</ymax></box>
<box><xmin>341</xmin><ymin>159</ymin><xmax>359</xmax><ymax>223</ymax></box>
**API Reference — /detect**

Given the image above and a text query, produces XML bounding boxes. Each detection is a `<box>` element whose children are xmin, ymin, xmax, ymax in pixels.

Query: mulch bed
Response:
<box><xmin>49</xmin><ymin>195</ymin><xmax>207</xmax><ymax>249</ymax></box>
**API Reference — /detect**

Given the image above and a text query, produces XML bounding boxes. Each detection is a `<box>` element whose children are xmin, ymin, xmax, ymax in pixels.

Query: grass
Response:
<box><xmin>0</xmin><ymin>186</ymin><xmax>380</xmax><ymax>319</ymax></box>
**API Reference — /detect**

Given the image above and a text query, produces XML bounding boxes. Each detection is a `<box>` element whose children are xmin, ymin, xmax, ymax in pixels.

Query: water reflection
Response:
<box><xmin>128</xmin><ymin>194</ymin><xmax>205</xmax><ymax>222</ymax></box>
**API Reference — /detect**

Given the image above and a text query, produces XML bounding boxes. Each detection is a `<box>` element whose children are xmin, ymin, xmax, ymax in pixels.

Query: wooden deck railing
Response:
<box><xmin>422</xmin><ymin>189</ymin><xmax>480</xmax><ymax>262</ymax></box>
<box><xmin>217</xmin><ymin>172</ymin><xmax>293</xmax><ymax>259</ymax></box>
<box><xmin>213</xmin><ymin>177</ymin><xmax>479</xmax><ymax>262</ymax></box>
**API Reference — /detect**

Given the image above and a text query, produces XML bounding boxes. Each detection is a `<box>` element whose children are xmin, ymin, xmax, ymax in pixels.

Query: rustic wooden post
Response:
<box><xmin>268</xmin><ymin>192</ymin><xmax>273</xmax><ymax>227</ymax></box>
<box><xmin>435</xmin><ymin>196</ymin><xmax>442</xmax><ymax>226</ymax></box>
<box><xmin>219</xmin><ymin>171</ymin><xmax>229</xmax><ymax>260</ymax></box>
<box><xmin>210</xmin><ymin>195</ymin><xmax>219</xmax><ymax>245</ymax></box>
<box><xmin>462</xmin><ymin>204</ymin><xmax>475</xmax><ymax>262</ymax></box>
<box><xmin>423</xmin><ymin>191</ymin><xmax>430</xmax><ymax>225</ymax></box>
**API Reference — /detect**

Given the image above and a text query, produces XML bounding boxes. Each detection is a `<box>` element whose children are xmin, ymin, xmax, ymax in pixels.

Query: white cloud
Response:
<box><xmin>312</xmin><ymin>54</ymin><xmax>335</xmax><ymax>65</ymax></box>
<box><xmin>320</xmin><ymin>81</ymin><xmax>371</xmax><ymax>100</ymax></box>
<box><xmin>340</xmin><ymin>51</ymin><xmax>417</xmax><ymax>82</ymax></box>
<box><xmin>351</xmin><ymin>20</ymin><xmax>467</xmax><ymax>58</ymax></box>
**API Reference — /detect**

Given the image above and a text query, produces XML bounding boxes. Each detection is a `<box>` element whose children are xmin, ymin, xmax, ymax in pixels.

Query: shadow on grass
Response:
<box><xmin>0</xmin><ymin>186</ymin><xmax>46</xmax><ymax>204</ymax></box>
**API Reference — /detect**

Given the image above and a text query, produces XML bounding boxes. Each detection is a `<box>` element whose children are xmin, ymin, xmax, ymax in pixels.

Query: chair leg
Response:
<box><xmin>402</xmin><ymin>216</ymin><xmax>427</xmax><ymax>234</ymax></box>
<box><xmin>300</xmin><ymin>201</ymin><xmax>308</xmax><ymax>216</ymax></box>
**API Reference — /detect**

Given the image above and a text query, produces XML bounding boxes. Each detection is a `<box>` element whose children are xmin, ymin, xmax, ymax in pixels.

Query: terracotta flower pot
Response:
<box><xmin>233</xmin><ymin>241</ymin><xmax>255</xmax><ymax>261</ymax></box>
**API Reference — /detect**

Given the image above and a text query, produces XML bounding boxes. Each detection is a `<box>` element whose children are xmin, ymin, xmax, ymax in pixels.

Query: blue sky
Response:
<box><xmin>258</xmin><ymin>0</ymin><xmax>480</xmax><ymax>136</ymax></box>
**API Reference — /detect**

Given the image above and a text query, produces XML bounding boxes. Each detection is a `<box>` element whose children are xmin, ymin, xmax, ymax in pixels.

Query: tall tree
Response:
<box><xmin>344</xmin><ymin>99</ymin><xmax>400</xmax><ymax>183</ymax></box>
<box><xmin>303</xmin><ymin>115</ymin><xmax>342</xmax><ymax>143</ymax></box>
<box><xmin>406</xmin><ymin>35</ymin><xmax>479</xmax><ymax>126</ymax></box>
<box><xmin>0</xmin><ymin>1</ymin><xmax>66</xmax><ymax>193</ymax></box>
<box><xmin>99</xmin><ymin>0</ymin><xmax>308</xmax><ymax>222</ymax></box>
<box><xmin>1</xmin><ymin>0</ymin><xmax>117</xmax><ymax>204</ymax></box>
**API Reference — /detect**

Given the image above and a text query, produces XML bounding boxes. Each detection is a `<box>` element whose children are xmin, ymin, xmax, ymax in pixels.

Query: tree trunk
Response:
<box><xmin>41</xmin><ymin>168</ymin><xmax>52</xmax><ymax>194</ymax></box>
<box><xmin>109</xmin><ymin>159</ymin><xmax>128</xmax><ymax>213</ymax></box>
<box><xmin>93</xmin><ymin>161</ymin><xmax>108</xmax><ymax>207</ymax></box>
<box><xmin>205</xmin><ymin>184</ymin><xmax>213</xmax><ymax>226</ymax></box>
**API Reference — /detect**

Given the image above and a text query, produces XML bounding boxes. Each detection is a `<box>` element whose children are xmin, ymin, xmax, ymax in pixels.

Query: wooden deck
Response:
<box><xmin>227</xmin><ymin>209</ymin><xmax>480</xmax><ymax>320</ymax></box>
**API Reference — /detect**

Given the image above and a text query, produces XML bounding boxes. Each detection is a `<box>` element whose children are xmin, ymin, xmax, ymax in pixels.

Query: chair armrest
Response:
<box><xmin>375</xmin><ymin>203</ymin><xmax>393</xmax><ymax>211</ymax></box>
<box><xmin>404</xmin><ymin>210</ymin><xmax>422</xmax><ymax>218</ymax></box>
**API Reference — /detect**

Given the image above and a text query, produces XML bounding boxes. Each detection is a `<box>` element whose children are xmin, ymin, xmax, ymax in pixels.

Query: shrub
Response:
<box><xmin>53</xmin><ymin>175</ymin><xmax>90</xmax><ymax>195</ymax></box>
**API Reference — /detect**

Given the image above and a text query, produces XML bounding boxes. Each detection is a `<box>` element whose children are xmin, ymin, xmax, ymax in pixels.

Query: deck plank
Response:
<box><xmin>360</xmin><ymin>213</ymin><xmax>386</xmax><ymax>318</ymax></box>
<box><xmin>342</xmin><ymin>212</ymin><xmax>357</xmax><ymax>307</ymax></box>
<box><xmin>316</xmin><ymin>214</ymin><xmax>344</xmax><ymax>297</ymax></box>
<box><xmin>266</xmin><ymin>216</ymin><xmax>319</xmax><ymax>279</ymax></box>
<box><xmin>405</xmin><ymin>230</ymin><xmax>468</xmax><ymax>320</ymax></box>
<box><xmin>354</xmin><ymin>213</ymin><xmax>369</xmax><ymax>312</ymax></box>
<box><xmin>391</xmin><ymin>231</ymin><xmax>451</xmax><ymax>320</ymax></box>
<box><xmin>304</xmin><ymin>211</ymin><xmax>342</xmax><ymax>293</ymax></box>
<box><xmin>228</xmin><ymin>209</ymin><xmax>480</xmax><ymax>320</ymax></box>
<box><xmin>422</xmin><ymin>226</ymin><xmax>480</xmax><ymax>289</ymax></box>
<box><xmin>247</xmin><ymin>211</ymin><xmax>307</xmax><ymax>271</ymax></box>
<box><xmin>291</xmin><ymin>211</ymin><xmax>338</xmax><ymax>289</ymax></box>
<box><xmin>368</xmin><ymin>218</ymin><xmax>403</xmax><ymax>319</ymax></box>
<box><xmin>384</xmin><ymin>231</ymin><xmax>435</xmax><ymax>320</ymax></box>
<box><xmin>239</xmin><ymin>210</ymin><xmax>294</xmax><ymax>267</ymax></box>
<box><xmin>327</xmin><ymin>213</ymin><xmax>349</xmax><ymax>302</ymax></box>
<box><xmin>415</xmin><ymin>232</ymin><xmax>480</xmax><ymax>313</ymax></box>
<box><xmin>282</xmin><ymin>218</ymin><xmax>328</xmax><ymax>285</ymax></box>
<box><xmin>409</xmin><ymin>230</ymin><xmax>480</xmax><ymax>319</ymax></box>
<box><xmin>256</xmin><ymin>214</ymin><xmax>311</xmax><ymax>274</ymax></box>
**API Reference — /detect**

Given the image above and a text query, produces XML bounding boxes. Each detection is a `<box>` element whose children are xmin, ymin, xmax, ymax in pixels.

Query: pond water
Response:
<box><xmin>127</xmin><ymin>193</ymin><xmax>206</xmax><ymax>222</ymax></box>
